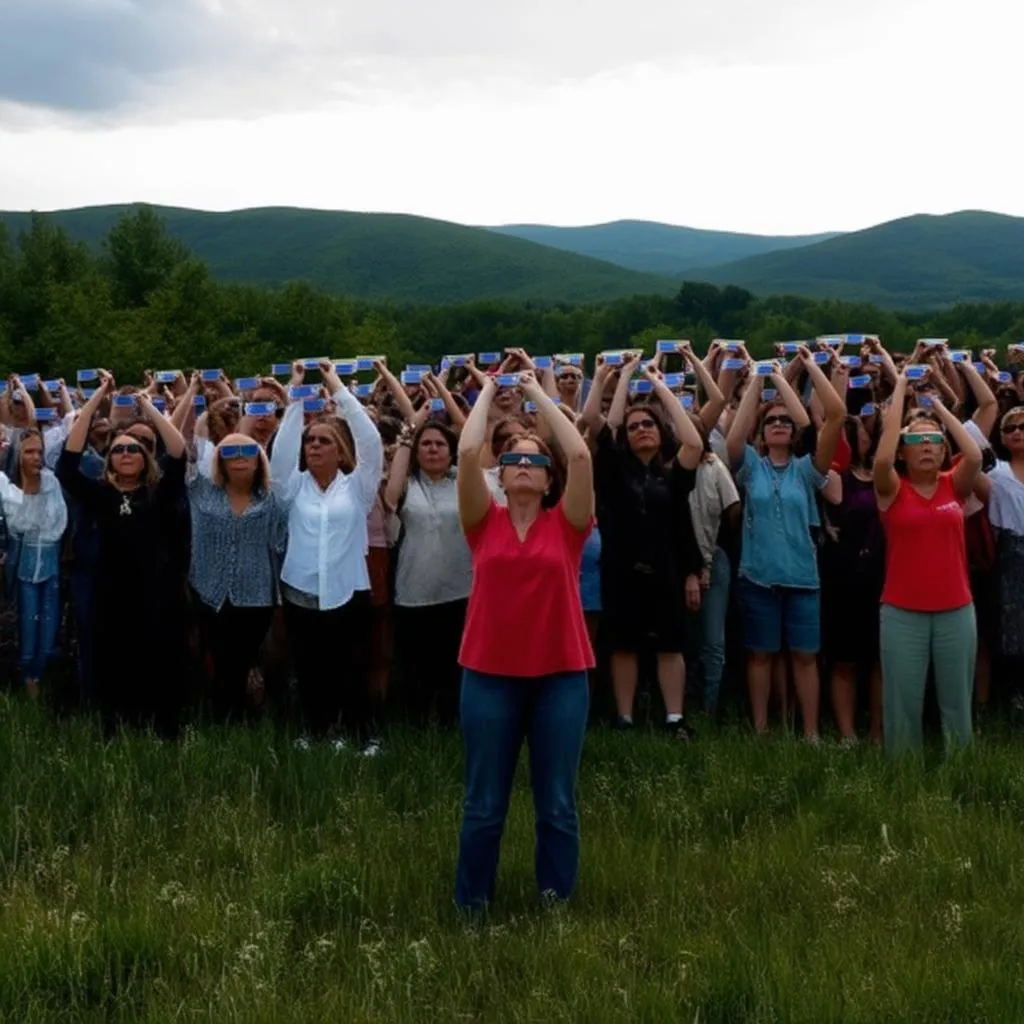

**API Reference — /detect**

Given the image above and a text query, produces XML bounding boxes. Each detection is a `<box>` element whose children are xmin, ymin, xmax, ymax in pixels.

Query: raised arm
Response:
<box><xmin>960</xmin><ymin>360</ymin><xmax>998</xmax><ymax>437</ymax></box>
<box><xmin>726</xmin><ymin>372</ymin><xmax>763</xmax><ymax>471</ymax></box>
<box><xmin>770</xmin><ymin>356</ymin><xmax>812</xmax><ymax>430</ymax></box>
<box><xmin>580</xmin><ymin>360</ymin><xmax>611</xmax><ymax>439</ymax></box>
<box><xmin>65</xmin><ymin>371</ymin><xmax>113</xmax><ymax>454</ymax></box>
<box><xmin>683</xmin><ymin>344</ymin><xmax>725</xmax><ymax>434</ymax></box>
<box><xmin>457</xmin><ymin>376</ymin><xmax>497</xmax><ymax>531</ymax></box>
<box><xmin>931</xmin><ymin>398</ymin><xmax>983</xmax><ymax>500</ymax></box>
<box><xmin>269</xmin><ymin>373</ymin><xmax>303</xmax><ymax>502</ymax></box>
<box><xmin>138</xmin><ymin>392</ymin><xmax>186</xmax><ymax>459</ymax></box>
<box><xmin>384</xmin><ymin>401</ymin><xmax>432</xmax><ymax>511</ymax></box>
<box><xmin>874</xmin><ymin>373</ymin><xmax>908</xmax><ymax>508</ymax></box>
<box><xmin>799</xmin><ymin>346</ymin><xmax>847</xmax><ymax>475</ymax></box>
<box><xmin>606</xmin><ymin>354</ymin><xmax>640</xmax><ymax>433</ymax></box>
<box><xmin>425</xmin><ymin>372</ymin><xmax>466</xmax><ymax>431</ymax></box>
<box><xmin>520</xmin><ymin>373</ymin><xmax>592</xmax><ymax>530</ymax></box>
<box><xmin>374</xmin><ymin>359</ymin><xmax>416</xmax><ymax>422</ymax></box>
<box><xmin>647</xmin><ymin>365</ymin><xmax>704</xmax><ymax>471</ymax></box>
<box><xmin>320</xmin><ymin>360</ymin><xmax>383</xmax><ymax>510</ymax></box>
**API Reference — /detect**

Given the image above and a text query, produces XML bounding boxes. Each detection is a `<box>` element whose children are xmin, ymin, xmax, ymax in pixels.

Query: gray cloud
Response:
<box><xmin>0</xmin><ymin>0</ymin><xmax>903</xmax><ymax>118</ymax></box>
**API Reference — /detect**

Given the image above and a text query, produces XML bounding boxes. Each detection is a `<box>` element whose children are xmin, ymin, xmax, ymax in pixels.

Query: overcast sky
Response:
<box><xmin>0</xmin><ymin>0</ymin><xmax>1020</xmax><ymax>234</ymax></box>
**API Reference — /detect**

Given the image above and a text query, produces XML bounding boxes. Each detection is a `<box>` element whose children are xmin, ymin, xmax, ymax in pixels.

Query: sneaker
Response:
<box><xmin>613</xmin><ymin>716</ymin><xmax>634</xmax><ymax>731</ymax></box>
<box><xmin>293</xmin><ymin>737</ymin><xmax>311</xmax><ymax>751</ymax></box>
<box><xmin>360</xmin><ymin>738</ymin><xmax>383</xmax><ymax>758</ymax></box>
<box><xmin>838</xmin><ymin>735</ymin><xmax>858</xmax><ymax>749</ymax></box>
<box><xmin>331</xmin><ymin>737</ymin><xmax>348</xmax><ymax>753</ymax></box>
<box><xmin>667</xmin><ymin>719</ymin><xmax>696</xmax><ymax>741</ymax></box>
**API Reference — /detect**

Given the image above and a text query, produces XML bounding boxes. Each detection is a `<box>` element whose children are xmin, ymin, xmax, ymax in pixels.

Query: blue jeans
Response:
<box><xmin>455</xmin><ymin>668</ymin><xmax>589</xmax><ymax>911</ymax></box>
<box><xmin>697</xmin><ymin>547</ymin><xmax>731</xmax><ymax>714</ymax></box>
<box><xmin>18</xmin><ymin>575</ymin><xmax>60</xmax><ymax>682</ymax></box>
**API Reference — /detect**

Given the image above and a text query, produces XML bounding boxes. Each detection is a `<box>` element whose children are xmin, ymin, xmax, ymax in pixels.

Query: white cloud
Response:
<box><xmin>0</xmin><ymin>0</ymin><xmax>1021</xmax><ymax>234</ymax></box>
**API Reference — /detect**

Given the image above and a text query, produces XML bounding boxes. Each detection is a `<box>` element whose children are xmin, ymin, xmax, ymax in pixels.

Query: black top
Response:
<box><xmin>594</xmin><ymin>425</ymin><xmax>703</xmax><ymax>583</ymax></box>
<box><xmin>56</xmin><ymin>448</ymin><xmax>188</xmax><ymax>619</ymax></box>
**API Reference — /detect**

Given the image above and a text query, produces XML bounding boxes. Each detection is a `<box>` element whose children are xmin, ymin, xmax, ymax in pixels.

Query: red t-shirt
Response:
<box><xmin>831</xmin><ymin>432</ymin><xmax>852</xmax><ymax>475</ymax></box>
<box><xmin>880</xmin><ymin>471</ymin><xmax>972</xmax><ymax>612</ymax></box>
<box><xmin>458</xmin><ymin>502</ymin><xmax>595</xmax><ymax>678</ymax></box>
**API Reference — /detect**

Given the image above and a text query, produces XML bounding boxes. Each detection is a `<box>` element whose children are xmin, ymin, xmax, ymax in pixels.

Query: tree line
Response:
<box><xmin>3</xmin><ymin>206</ymin><xmax>1024</xmax><ymax>380</ymax></box>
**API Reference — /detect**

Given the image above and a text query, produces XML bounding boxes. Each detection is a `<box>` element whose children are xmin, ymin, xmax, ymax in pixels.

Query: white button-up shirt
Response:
<box><xmin>270</xmin><ymin>386</ymin><xmax>384</xmax><ymax>610</ymax></box>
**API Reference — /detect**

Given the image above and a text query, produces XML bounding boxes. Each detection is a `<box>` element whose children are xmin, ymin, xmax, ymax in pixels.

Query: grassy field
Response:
<box><xmin>2</xmin><ymin>698</ymin><xmax>1024</xmax><ymax>1022</ymax></box>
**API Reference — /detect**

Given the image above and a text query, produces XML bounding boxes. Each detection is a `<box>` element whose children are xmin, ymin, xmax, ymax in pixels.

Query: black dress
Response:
<box><xmin>56</xmin><ymin>448</ymin><xmax>189</xmax><ymax>734</ymax></box>
<box><xmin>594</xmin><ymin>425</ymin><xmax>703</xmax><ymax>654</ymax></box>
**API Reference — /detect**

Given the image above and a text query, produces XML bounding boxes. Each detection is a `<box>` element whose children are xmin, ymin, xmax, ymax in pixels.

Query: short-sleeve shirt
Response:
<box><xmin>880</xmin><ymin>470</ymin><xmax>972</xmax><ymax>612</ymax></box>
<box><xmin>736</xmin><ymin>445</ymin><xmax>827</xmax><ymax>589</ymax></box>
<box><xmin>458</xmin><ymin>502</ymin><xmax>595</xmax><ymax>678</ymax></box>
<box><xmin>689</xmin><ymin>455</ymin><xmax>740</xmax><ymax>566</ymax></box>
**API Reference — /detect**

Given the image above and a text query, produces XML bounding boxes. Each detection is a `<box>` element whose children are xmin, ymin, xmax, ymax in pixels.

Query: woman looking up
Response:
<box><xmin>874</xmin><ymin>371</ymin><xmax>982</xmax><ymax>754</ymax></box>
<box><xmin>189</xmin><ymin>434</ymin><xmax>286</xmax><ymax>723</ymax></box>
<box><xmin>56</xmin><ymin>372</ymin><xmax>189</xmax><ymax>735</ymax></box>
<box><xmin>454</xmin><ymin>370</ymin><xmax>594</xmax><ymax>913</ymax></box>
<box><xmin>590</xmin><ymin>357</ymin><xmax>707</xmax><ymax>737</ymax></box>
<box><xmin>385</xmin><ymin>400</ymin><xmax>472</xmax><ymax>727</ymax></box>
<box><xmin>270</xmin><ymin>359</ymin><xmax>384</xmax><ymax>749</ymax></box>
<box><xmin>725</xmin><ymin>345</ymin><xmax>846</xmax><ymax>739</ymax></box>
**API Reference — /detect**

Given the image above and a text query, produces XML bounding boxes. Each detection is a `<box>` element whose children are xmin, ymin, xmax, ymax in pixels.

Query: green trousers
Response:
<box><xmin>880</xmin><ymin>603</ymin><xmax>976</xmax><ymax>755</ymax></box>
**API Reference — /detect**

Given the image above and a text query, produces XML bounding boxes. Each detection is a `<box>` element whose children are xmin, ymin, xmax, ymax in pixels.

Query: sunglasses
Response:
<box><xmin>626</xmin><ymin>418</ymin><xmax>657</xmax><ymax>433</ymax></box>
<box><xmin>498</xmin><ymin>451</ymin><xmax>551</xmax><ymax>468</ymax></box>
<box><xmin>220</xmin><ymin>443</ymin><xmax>260</xmax><ymax>459</ymax></box>
<box><xmin>901</xmin><ymin>432</ymin><xmax>944</xmax><ymax>445</ymax></box>
<box><xmin>1002</xmin><ymin>422</ymin><xmax>1024</xmax><ymax>435</ymax></box>
<box><xmin>128</xmin><ymin>434</ymin><xmax>155</xmax><ymax>452</ymax></box>
<box><xmin>303</xmin><ymin>434</ymin><xmax>335</xmax><ymax>447</ymax></box>
<box><xmin>764</xmin><ymin>415</ymin><xmax>794</xmax><ymax>428</ymax></box>
<box><xmin>109</xmin><ymin>443</ymin><xmax>144</xmax><ymax>457</ymax></box>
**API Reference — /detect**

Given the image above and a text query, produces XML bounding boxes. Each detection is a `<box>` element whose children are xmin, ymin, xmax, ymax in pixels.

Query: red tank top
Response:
<box><xmin>458</xmin><ymin>502</ymin><xmax>595</xmax><ymax>678</ymax></box>
<box><xmin>880</xmin><ymin>471</ymin><xmax>972</xmax><ymax>612</ymax></box>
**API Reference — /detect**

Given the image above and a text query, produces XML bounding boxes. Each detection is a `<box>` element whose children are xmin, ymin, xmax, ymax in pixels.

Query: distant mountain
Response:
<box><xmin>488</xmin><ymin>220</ymin><xmax>840</xmax><ymax>275</ymax></box>
<box><xmin>0</xmin><ymin>205</ymin><xmax>675</xmax><ymax>305</ymax></box>
<box><xmin>689</xmin><ymin>211</ymin><xmax>1024</xmax><ymax>309</ymax></box>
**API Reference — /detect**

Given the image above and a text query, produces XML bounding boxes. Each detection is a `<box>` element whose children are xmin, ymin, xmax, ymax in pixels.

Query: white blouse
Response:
<box><xmin>270</xmin><ymin>387</ymin><xmax>384</xmax><ymax>610</ymax></box>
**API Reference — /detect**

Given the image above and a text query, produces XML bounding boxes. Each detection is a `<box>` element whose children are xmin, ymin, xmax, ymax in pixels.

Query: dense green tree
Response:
<box><xmin>1</xmin><ymin>207</ymin><xmax>1023</xmax><ymax>380</ymax></box>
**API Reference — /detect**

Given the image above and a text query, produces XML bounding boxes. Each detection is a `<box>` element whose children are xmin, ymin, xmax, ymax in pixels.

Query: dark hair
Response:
<box><xmin>615</xmin><ymin>401</ymin><xmax>677</xmax><ymax>463</ymax></box>
<box><xmin>843</xmin><ymin>414</ymin><xmax>880</xmax><ymax>471</ymax></box>
<box><xmin>498</xmin><ymin>433</ymin><xmax>563</xmax><ymax>509</ymax></box>
<box><xmin>208</xmin><ymin>397</ymin><xmax>242</xmax><ymax>445</ymax></box>
<box><xmin>491</xmin><ymin>416</ymin><xmax>528</xmax><ymax>459</ymax></box>
<box><xmin>409</xmin><ymin>421</ymin><xmax>458</xmax><ymax>477</ymax></box>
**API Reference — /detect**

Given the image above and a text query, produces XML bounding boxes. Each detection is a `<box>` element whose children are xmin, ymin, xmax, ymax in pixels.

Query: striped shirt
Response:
<box><xmin>187</xmin><ymin>475</ymin><xmax>288</xmax><ymax>610</ymax></box>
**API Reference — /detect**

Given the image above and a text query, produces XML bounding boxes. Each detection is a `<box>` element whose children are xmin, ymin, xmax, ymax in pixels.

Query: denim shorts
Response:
<box><xmin>738</xmin><ymin>578</ymin><xmax>821</xmax><ymax>654</ymax></box>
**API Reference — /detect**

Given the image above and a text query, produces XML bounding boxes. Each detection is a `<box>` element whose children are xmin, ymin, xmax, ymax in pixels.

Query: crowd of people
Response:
<box><xmin>2</xmin><ymin>335</ymin><xmax>1022</xmax><ymax>905</ymax></box>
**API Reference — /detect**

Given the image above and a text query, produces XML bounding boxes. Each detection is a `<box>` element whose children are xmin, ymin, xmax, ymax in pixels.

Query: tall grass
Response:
<box><xmin>1</xmin><ymin>697</ymin><xmax>1023</xmax><ymax>1022</ymax></box>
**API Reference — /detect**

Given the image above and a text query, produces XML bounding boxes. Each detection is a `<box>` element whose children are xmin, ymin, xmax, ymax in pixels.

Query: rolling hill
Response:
<box><xmin>488</xmin><ymin>220</ymin><xmax>840</xmax><ymax>275</ymax></box>
<box><xmin>0</xmin><ymin>205</ymin><xmax>676</xmax><ymax>305</ymax></box>
<box><xmin>689</xmin><ymin>211</ymin><xmax>1024</xmax><ymax>309</ymax></box>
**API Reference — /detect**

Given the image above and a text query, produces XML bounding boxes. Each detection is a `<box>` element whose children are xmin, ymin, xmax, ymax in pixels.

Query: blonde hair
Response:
<box><xmin>210</xmin><ymin>435</ymin><xmax>271</xmax><ymax>491</ymax></box>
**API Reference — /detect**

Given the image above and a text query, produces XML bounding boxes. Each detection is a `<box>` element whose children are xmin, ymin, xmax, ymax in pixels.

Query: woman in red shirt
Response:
<box><xmin>455</xmin><ymin>370</ymin><xmax>594</xmax><ymax>912</ymax></box>
<box><xmin>874</xmin><ymin>368</ymin><xmax>983</xmax><ymax>754</ymax></box>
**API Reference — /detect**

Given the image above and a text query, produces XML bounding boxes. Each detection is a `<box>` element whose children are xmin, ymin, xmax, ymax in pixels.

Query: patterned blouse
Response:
<box><xmin>187</xmin><ymin>475</ymin><xmax>288</xmax><ymax>610</ymax></box>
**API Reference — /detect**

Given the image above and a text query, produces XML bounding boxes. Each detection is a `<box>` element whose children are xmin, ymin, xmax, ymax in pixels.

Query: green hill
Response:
<box><xmin>689</xmin><ymin>211</ymin><xmax>1024</xmax><ymax>309</ymax></box>
<box><xmin>488</xmin><ymin>220</ymin><xmax>840</xmax><ymax>275</ymax></box>
<box><xmin>0</xmin><ymin>205</ymin><xmax>675</xmax><ymax>304</ymax></box>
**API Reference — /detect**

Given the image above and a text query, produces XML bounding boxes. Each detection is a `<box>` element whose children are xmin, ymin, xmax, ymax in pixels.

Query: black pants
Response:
<box><xmin>395</xmin><ymin>599</ymin><xmax>468</xmax><ymax>727</ymax></box>
<box><xmin>284</xmin><ymin>593</ymin><xmax>372</xmax><ymax>738</ymax></box>
<box><xmin>195</xmin><ymin>597</ymin><xmax>274</xmax><ymax>724</ymax></box>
